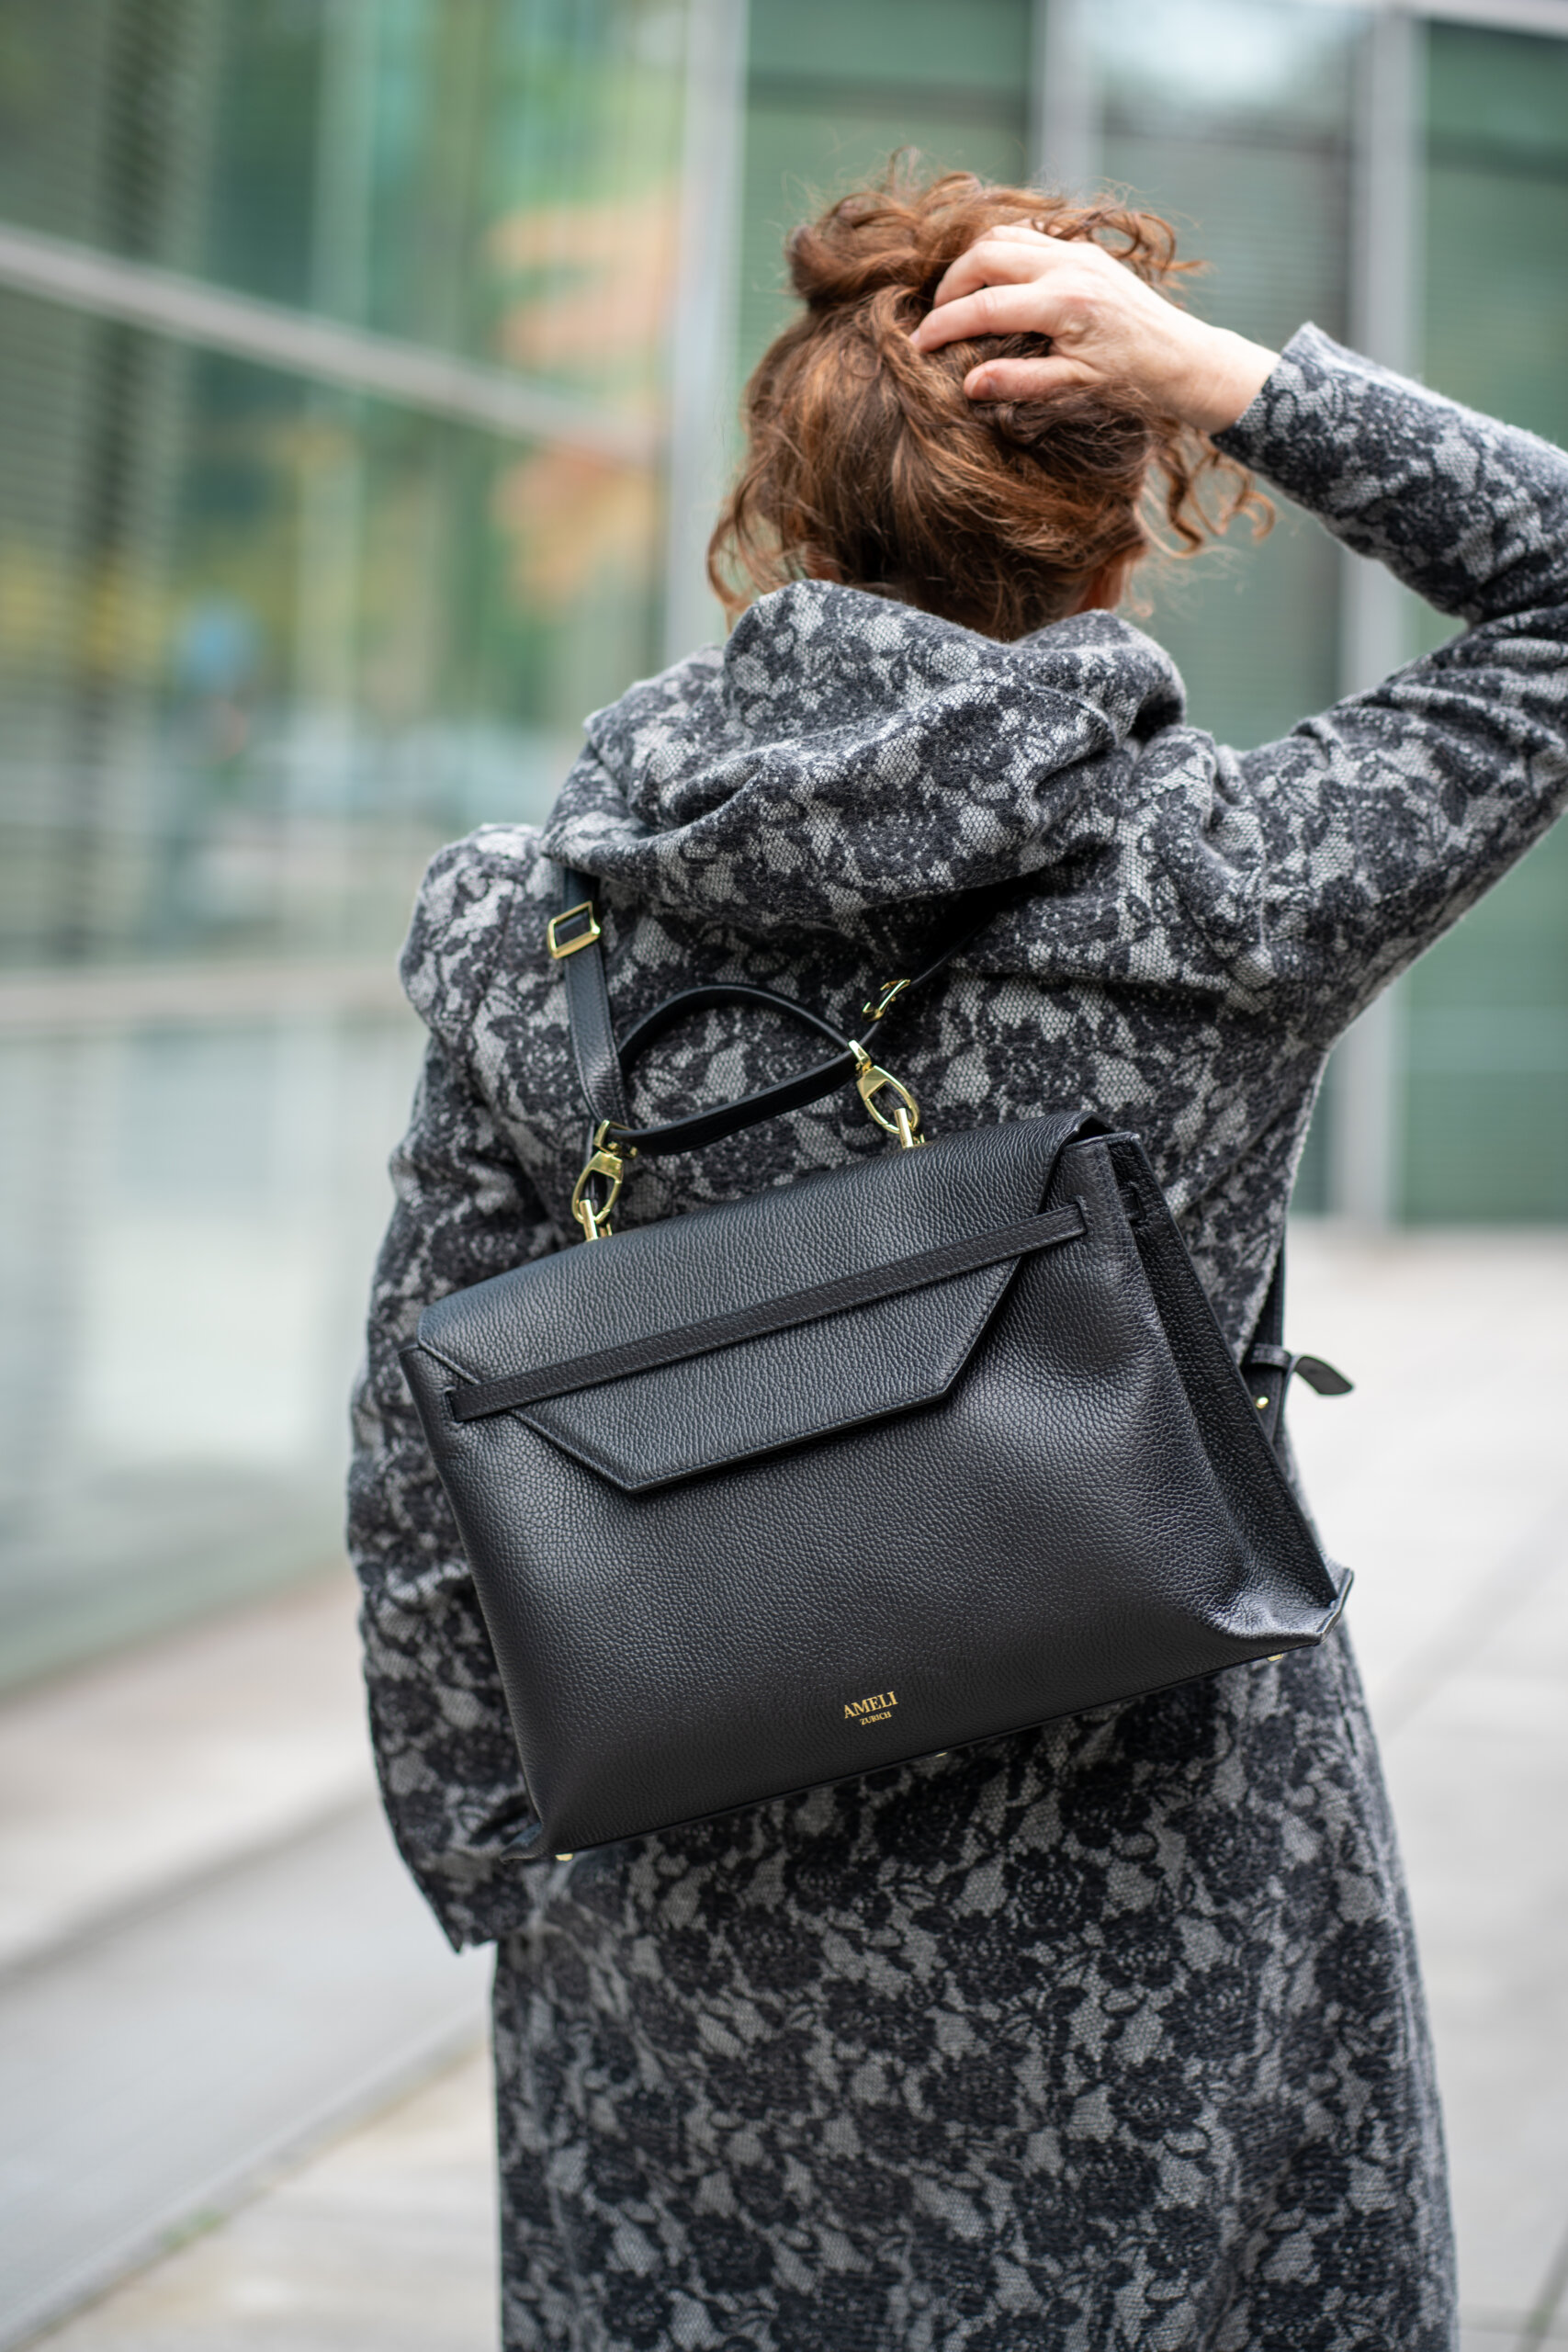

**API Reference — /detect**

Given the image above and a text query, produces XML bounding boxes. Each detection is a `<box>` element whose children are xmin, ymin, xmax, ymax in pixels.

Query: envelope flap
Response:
<box><xmin>413</xmin><ymin>1113</ymin><xmax>1088</xmax><ymax>1492</ymax></box>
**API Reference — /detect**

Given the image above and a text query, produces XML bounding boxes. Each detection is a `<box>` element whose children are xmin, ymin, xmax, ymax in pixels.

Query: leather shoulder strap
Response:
<box><xmin>1242</xmin><ymin>1244</ymin><xmax>1353</xmax><ymax>1442</ymax></box>
<box><xmin>1256</xmin><ymin>1245</ymin><xmax>1286</xmax><ymax>1353</ymax></box>
<box><xmin>552</xmin><ymin>866</ymin><xmax>629</xmax><ymax>1130</ymax></box>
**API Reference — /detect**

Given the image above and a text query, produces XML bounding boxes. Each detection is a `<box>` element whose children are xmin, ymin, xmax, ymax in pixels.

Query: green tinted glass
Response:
<box><xmin>740</xmin><ymin>0</ymin><xmax>1031</xmax><ymax>389</ymax></box>
<box><xmin>1093</xmin><ymin>2</ymin><xmax>1357</xmax><ymax>751</ymax></box>
<box><xmin>0</xmin><ymin>299</ymin><xmax>660</xmax><ymax>967</ymax></box>
<box><xmin>1406</xmin><ymin>20</ymin><xmax>1568</xmax><ymax>1220</ymax></box>
<box><xmin>0</xmin><ymin>0</ymin><xmax>683</xmax><ymax>1679</ymax></box>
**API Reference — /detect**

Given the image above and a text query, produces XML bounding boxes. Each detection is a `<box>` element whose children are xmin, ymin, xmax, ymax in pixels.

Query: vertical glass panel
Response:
<box><xmin>0</xmin><ymin>307</ymin><xmax>660</xmax><ymax>967</ymax></box>
<box><xmin>0</xmin><ymin>2</ymin><xmax>690</xmax><ymax>392</ymax></box>
<box><xmin>0</xmin><ymin>1012</ymin><xmax>424</xmax><ymax>1689</ymax></box>
<box><xmin>0</xmin><ymin>0</ymin><xmax>687</xmax><ymax>1673</ymax></box>
<box><xmin>1404</xmin><ymin>22</ymin><xmax>1568</xmax><ymax>1222</ymax></box>
<box><xmin>740</xmin><ymin>0</ymin><xmax>1032</xmax><ymax>385</ymax></box>
<box><xmin>0</xmin><ymin>0</ymin><xmax>224</xmax><ymax>270</ymax></box>
<box><xmin>1089</xmin><ymin>0</ymin><xmax>1358</xmax><ymax>752</ymax></box>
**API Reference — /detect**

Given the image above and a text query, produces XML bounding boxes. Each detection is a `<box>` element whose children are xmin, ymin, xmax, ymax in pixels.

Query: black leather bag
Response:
<box><xmin>400</xmin><ymin>868</ymin><xmax>1351</xmax><ymax>1860</ymax></box>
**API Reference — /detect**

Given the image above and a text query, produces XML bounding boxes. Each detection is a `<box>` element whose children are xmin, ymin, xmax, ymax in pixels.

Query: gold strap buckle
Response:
<box><xmin>570</xmin><ymin>1123</ymin><xmax>635</xmax><ymax>1240</ymax></box>
<box><xmin>547</xmin><ymin>900</ymin><xmax>603</xmax><ymax>961</ymax></box>
<box><xmin>851</xmin><ymin>1046</ymin><xmax>924</xmax><ymax>1150</ymax></box>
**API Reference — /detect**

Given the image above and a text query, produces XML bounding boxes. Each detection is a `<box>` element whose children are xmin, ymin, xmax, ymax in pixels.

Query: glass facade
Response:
<box><xmin>1404</xmin><ymin>22</ymin><xmax>1568</xmax><ymax>1220</ymax></box>
<box><xmin>741</xmin><ymin>0</ymin><xmax>1032</xmax><ymax>382</ymax></box>
<box><xmin>0</xmin><ymin>0</ymin><xmax>683</xmax><ymax>973</ymax></box>
<box><xmin>0</xmin><ymin>0</ymin><xmax>686</xmax><ymax>1680</ymax></box>
<box><xmin>2</xmin><ymin>0</ymin><xmax>1565</xmax><ymax>1680</ymax></box>
<box><xmin>1091</xmin><ymin>0</ymin><xmax>1356</xmax><ymax>754</ymax></box>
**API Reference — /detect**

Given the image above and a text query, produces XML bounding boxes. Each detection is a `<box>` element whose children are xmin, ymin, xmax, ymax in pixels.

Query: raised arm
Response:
<box><xmin>916</xmin><ymin>234</ymin><xmax>1568</xmax><ymax>1032</ymax></box>
<box><xmin>909</xmin><ymin>219</ymin><xmax>1279</xmax><ymax>433</ymax></box>
<box><xmin>1212</xmin><ymin>325</ymin><xmax>1568</xmax><ymax>1027</ymax></box>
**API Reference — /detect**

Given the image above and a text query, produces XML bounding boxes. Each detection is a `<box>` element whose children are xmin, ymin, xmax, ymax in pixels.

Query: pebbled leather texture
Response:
<box><xmin>400</xmin><ymin>1114</ymin><xmax>1348</xmax><ymax>1860</ymax></box>
<box><xmin>444</xmin><ymin>1201</ymin><xmax>1086</xmax><ymax>1424</ymax></box>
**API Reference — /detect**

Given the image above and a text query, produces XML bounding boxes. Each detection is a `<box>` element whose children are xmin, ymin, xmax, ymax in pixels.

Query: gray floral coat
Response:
<box><xmin>349</xmin><ymin>327</ymin><xmax>1568</xmax><ymax>2350</ymax></box>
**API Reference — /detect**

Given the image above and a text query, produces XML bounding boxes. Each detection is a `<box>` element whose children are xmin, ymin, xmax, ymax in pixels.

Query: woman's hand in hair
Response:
<box><xmin>909</xmin><ymin>224</ymin><xmax>1277</xmax><ymax>435</ymax></box>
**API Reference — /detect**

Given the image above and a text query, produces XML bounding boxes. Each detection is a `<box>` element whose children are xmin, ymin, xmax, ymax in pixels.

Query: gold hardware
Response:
<box><xmin>863</xmin><ymin>977</ymin><xmax>911</xmax><ymax>1023</ymax></box>
<box><xmin>547</xmin><ymin>901</ymin><xmax>602</xmax><ymax>960</ymax></box>
<box><xmin>570</xmin><ymin>1122</ymin><xmax>635</xmax><ymax>1240</ymax></box>
<box><xmin>850</xmin><ymin>1046</ymin><xmax>925</xmax><ymax>1148</ymax></box>
<box><xmin>1267</xmin><ymin>1654</ymin><xmax>1283</xmax><ymax>1664</ymax></box>
<box><xmin>1255</xmin><ymin>1395</ymin><xmax>1270</xmax><ymax>1410</ymax></box>
<box><xmin>555</xmin><ymin>1851</ymin><xmax>575</xmax><ymax>1860</ymax></box>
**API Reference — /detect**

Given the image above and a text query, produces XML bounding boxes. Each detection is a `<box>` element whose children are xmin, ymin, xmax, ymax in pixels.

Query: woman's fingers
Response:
<box><xmin>909</xmin><ymin>222</ymin><xmax>1278</xmax><ymax>428</ymax></box>
<box><xmin>911</xmin><ymin>273</ymin><xmax>1087</xmax><ymax>355</ymax></box>
<box><xmin>964</xmin><ymin>355</ymin><xmax>1090</xmax><ymax>402</ymax></box>
<box><xmin>925</xmin><ymin>229</ymin><xmax>1064</xmax><ymax>316</ymax></box>
<box><xmin>931</xmin><ymin>227</ymin><xmax>1053</xmax><ymax>310</ymax></box>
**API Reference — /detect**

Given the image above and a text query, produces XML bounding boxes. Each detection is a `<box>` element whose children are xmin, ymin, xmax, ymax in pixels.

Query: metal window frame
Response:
<box><xmin>0</xmin><ymin>220</ymin><xmax>658</xmax><ymax>463</ymax></box>
<box><xmin>662</xmin><ymin>0</ymin><xmax>749</xmax><ymax>664</ymax></box>
<box><xmin>1330</xmin><ymin>5</ymin><xmax>1425</xmax><ymax>1223</ymax></box>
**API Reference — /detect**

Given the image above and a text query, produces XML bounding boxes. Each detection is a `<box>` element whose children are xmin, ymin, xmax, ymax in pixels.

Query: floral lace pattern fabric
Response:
<box><xmin>349</xmin><ymin>327</ymin><xmax>1568</xmax><ymax>2348</ymax></box>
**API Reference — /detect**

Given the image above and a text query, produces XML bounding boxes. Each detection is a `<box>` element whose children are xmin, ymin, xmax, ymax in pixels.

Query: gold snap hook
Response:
<box><xmin>570</xmin><ymin>1122</ymin><xmax>635</xmax><ymax>1239</ymax></box>
<box><xmin>851</xmin><ymin>1048</ymin><xmax>925</xmax><ymax>1148</ymax></box>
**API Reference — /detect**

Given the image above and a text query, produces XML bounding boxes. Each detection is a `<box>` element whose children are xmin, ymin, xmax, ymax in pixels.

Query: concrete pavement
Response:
<box><xmin>35</xmin><ymin>2050</ymin><xmax>496</xmax><ymax>2352</ymax></box>
<box><xmin>7</xmin><ymin>1221</ymin><xmax>1568</xmax><ymax>2351</ymax></box>
<box><xmin>1285</xmin><ymin>1225</ymin><xmax>1568</xmax><ymax>2351</ymax></box>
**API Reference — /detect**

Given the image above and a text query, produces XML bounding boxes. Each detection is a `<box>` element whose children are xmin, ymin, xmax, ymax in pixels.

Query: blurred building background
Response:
<box><xmin>2</xmin><ymin>8</ymin><xmax>1567</xmax><ymax>2348</ymax></box>
<box><xmin>1</xmin><ymin>0</ymin><xmax>1566</xmax><ymax>1692</ymax></box>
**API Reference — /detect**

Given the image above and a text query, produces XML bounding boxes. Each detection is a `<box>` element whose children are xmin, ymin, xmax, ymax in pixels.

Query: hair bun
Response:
<box><xmin>711</xmin><ymin>164</ymin><xmax>1266</xmax><ymax>643</ymax></box>
<box><xmin>785</xmin><ymin>185</ymin><xmax>946</xmax><ymax>311</ymax></box>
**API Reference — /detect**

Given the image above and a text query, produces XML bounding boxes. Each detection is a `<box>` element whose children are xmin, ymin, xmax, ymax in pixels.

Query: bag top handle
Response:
<box><xmin>548</xmin><ymin>861</ymin><xmax>1022</xmax><ymax>1234</ymax></box>
<box><xmin>542</xmin><ymin>863</ymin><xmax>1339</xmax><ymax>1419</ymax></box>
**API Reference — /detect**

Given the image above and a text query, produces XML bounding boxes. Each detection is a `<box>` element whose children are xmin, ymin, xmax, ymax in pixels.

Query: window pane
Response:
<box><xmin>1404</xmin><ymin>21</ymin><xmax>1568</xmax><ymax>1221</ymax></box>
<box><xmin>1091</xmin><ymin>0</ymin><xmax>1357</xmax><ymax>751</ymax></box>
<box><xmin>0</xmin><ymin>0</ymin><xmax>684</xmax><ymax>1674</ymax></box>
<box><xmin>0</xmin><ymin>303</ymin><xmax>660</xmax><ymax>966</ymax></box>
<box><xmin>0</xmin><ymin>1</ymin><xmax>689</xmax><ymax>397</ymax></box>
<box><xmin>740</xmin><ymin>0</ymin><xmax>1032</xmax><ymax>384</ymax></box>
<box><xmin>0</xmin><ymin>1013</ymin><xmax>424</xmax><ymax>1689</ymax></box>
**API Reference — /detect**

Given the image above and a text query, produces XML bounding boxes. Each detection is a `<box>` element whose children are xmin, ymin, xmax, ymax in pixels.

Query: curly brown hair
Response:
<box><xmin>707</xmin><ymin>166</ymin><xmax>1269</xmax><ymax>641</ymax></box>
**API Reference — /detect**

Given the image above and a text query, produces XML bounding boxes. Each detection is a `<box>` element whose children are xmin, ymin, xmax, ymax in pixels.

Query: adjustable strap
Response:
<box><xmin>547</xmin><ymin>864</ymin><xmax>1355</xmax><ymax>1430</ymax></box>
<box><xmin>1243</xmin><ymin>1246</ymin><xmax>1352</xmax><ymax>1443</ymax></box>
<box><xmin>549</xmin><ymin>866</ymin><xmax>629</xmax><ymax>1131</ymax></box>
<box><xmin>858</xmin><ymin>877</ymin><xmax>1027</xmax><ymax>1024</ymax></box>
<box><xmin>446</xmin><ymin>1200</ymin><xmax>1087</xmax><ymax>1421</ymax></box>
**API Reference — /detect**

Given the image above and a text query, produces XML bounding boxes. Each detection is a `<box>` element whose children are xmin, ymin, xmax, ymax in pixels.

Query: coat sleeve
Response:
<box><xmin>347</xmin><ymin>844</ymin><xmax>560</xmax><ymax>1947</ymax></box>
<box><xmin>1193</xmin><ymin>322</ymin><xmax>1568</xmax><ymax>1036</ymax></box>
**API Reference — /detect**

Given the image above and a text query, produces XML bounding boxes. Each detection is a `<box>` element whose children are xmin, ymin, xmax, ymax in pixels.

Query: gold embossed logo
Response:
<box><xmin>844</xmin><ymin>1689</ymin><xmax>897</xmax><ymax>1726</ymax></box>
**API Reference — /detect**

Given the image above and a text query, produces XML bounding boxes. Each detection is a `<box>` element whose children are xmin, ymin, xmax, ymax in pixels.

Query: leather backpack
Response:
<box><xmin>400</xmin><ymin>866</ymin><xmax>1351</xmax><ymax>1860</ymax></box>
